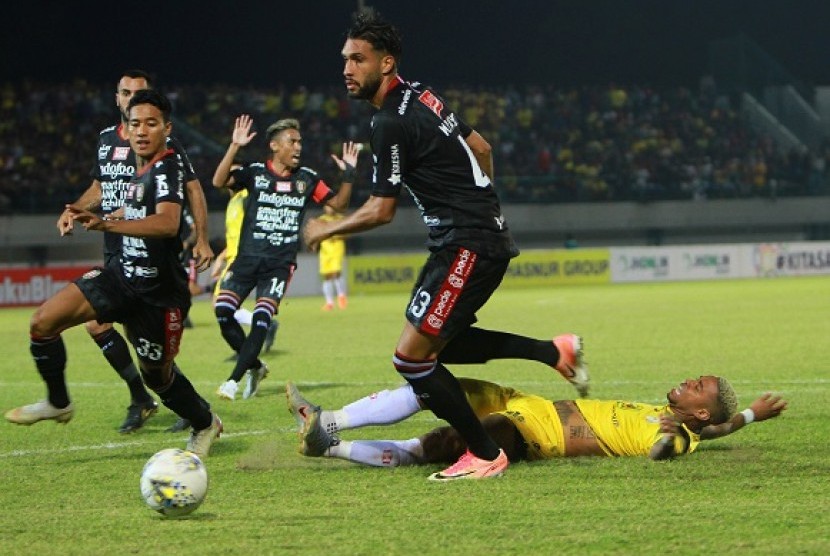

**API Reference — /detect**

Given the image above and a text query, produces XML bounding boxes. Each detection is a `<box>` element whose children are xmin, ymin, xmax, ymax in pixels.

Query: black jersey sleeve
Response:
<box><xmin>167</xmin><ymin>136</ymin><xmax>198</xmax><ymax>182</ymax></box>
<box><xmin>458</xmin><ymin>118</ymin><xmax>473</xmax><ymax>139</ymax></box>
<box><xmin>228</xmin><ymin>165</ymin><xmax>253</xmax><ymax>193</ymax></box>
<box><xmin>369</xmin><ymin>111</ymin><xmax>407</xmax><ymax>198</ymax></box>
<box><xmin>154</xmin><ymin>157</ymin><xmax>186</xmax><ymax>206</ymax></box>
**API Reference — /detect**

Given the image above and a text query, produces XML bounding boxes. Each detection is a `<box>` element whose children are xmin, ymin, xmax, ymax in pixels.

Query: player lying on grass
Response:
<box><xmin>286</xmin><ymin>376</ymin><xmax>786</xmax><ymax>473</ymax></box>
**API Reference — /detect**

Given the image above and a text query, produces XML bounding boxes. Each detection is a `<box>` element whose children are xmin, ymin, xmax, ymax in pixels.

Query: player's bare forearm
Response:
<box><xmin>212</xmin><ymin>143</ymin><xmax>241</xmax><ymax>189</ymax></box>
<box><xmin>326</xmin><ymin>182</ymin><xmax>353</xmax><ymax>213</ymax></box>
<box><xmin>700</xmin><ymin>393</ymin><xmax>788</xmax><ymax>440</ymax></box>
<box><xmin>304</xmin><ymin>195</ymin><xmax>395</xmax><ymax>251</ymax></box>
<box><xmin>465</xmin><ymin>130</ymin><xmax>494</xmax><ymax>180</ymax></box>
<box><xmin>185</xmin><ymin>179</ymin><xmax>214</xmax><ymax>270</ymax></box>
<box><xmin>68</xmin><ymin>202</ymin><xmax>181</xmax><ymax>238</ymax></box>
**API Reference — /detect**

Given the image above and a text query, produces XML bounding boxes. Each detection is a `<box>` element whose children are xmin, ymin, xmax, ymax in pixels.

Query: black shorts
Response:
<box><xmin>219</xmin><ymin>255</ymin><xmax>295</xmax><ymax>306</ymax></box>
<box><xmin>405</xmin><ymin>246</ymin><xmax>509</xmax><ymax>340</ymax></box>
<box><xmin>74</xmin><ymin>267</ymin><xmax>187</xmax><ymax>367</ymax></box>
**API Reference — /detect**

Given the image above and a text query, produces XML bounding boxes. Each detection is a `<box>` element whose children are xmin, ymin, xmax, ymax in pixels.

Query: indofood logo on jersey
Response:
<box><xmin>257</xmin><ymin>191</ymin><xmax>305</xmax><ymax>207</ymax></box>
<box><xmin>100</xmin><ymin>161</ymin><xmax>135</xmax><ymax>179</ymax></box>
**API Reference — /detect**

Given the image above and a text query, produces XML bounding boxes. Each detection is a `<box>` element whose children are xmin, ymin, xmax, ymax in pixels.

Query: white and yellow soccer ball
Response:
<box><xmin>139</xmin><ymin>448</ymin><xmax>208</xmax><ymax>517</ymax></box>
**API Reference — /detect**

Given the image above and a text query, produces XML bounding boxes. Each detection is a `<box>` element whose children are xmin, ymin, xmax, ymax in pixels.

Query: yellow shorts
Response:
<box><xmin>459</xmin><ymin>378</ymin><xmax>565</xmax><ymax>461</ymax></box>
<box><xmin>319</xmin><ymin>240</ymin><xmax>345</xmax><ymax>275</ymax></box>
<box><xmin>213</xmin><ymin>256</ymin><xmax>236</xmax><ymax>298</ymax></box>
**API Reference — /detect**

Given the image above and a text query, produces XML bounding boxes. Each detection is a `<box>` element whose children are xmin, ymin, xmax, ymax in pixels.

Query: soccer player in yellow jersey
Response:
<box><xmin>287</xmin><ymin>375</ymin><xmax>786</xmax><ymax>470</ymax></box>
<box><xmin>318</xmin><ymin>205</ymin><xmax>348</xmax><ymax>311</ymax></box>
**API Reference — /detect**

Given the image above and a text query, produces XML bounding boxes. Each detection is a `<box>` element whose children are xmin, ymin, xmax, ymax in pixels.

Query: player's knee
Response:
<box><xmin>84</xmin><ymin>320</ymin><xmax>112</xmax><ymax>337</ymax></box>
<box><xmin>420</xmin><ymin>426</ymin><xmax>467</xmax><ymax>464</ymax></box>
<box><xmin>139</xmin><ymin>363</ymin><xmax>173</xmax><ymax>392</ymax></box>
<box><xmin>29</xmin><ymin>306</ymin><xmax>59</xmax><ymax>338</ymax></box>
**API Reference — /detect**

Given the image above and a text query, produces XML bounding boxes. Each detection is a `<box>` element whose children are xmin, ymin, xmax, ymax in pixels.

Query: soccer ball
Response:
<box><xmin>139</xmin><ymin>448</ymin><xmax>208</xmax><ymax>517</ymax></box>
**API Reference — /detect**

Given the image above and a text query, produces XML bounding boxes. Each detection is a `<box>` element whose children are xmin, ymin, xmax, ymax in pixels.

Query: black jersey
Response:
<box><xmin>230</xmin><ymin>160</ymin><xmax>334</xmax><ymax>263</ymax></box>
<box><xmin>91</xmin><ymin>123</ymin><xmax>197</xmax><ymax>257</ymax></box>
<box><xmin>119</xmin><ymin>149</ymin><xmax>190</xmax><ymax>308</ymax></box>
<box><xmin>370</xmin><ymin>77</ymin><xmax>518</xmax><ymax>259</ymax></box>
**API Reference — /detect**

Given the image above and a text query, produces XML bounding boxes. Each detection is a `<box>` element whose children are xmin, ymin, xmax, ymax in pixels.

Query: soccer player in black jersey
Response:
<box><xmin>6</xmin><ymin>90</ymin><xmax>222</xmax><ymax>458</ymax></box>
<box><xmin>303</xmin><ymin>11</ymin><xmax>588</xmax><ymax>481</ymax></box>
<box><xmin>53</xmin><ymin>69</ymin><xmax>213</xmax><ymax>434</ymax></box>
<box><xmin>212</xmin><ymin>115</ymin><xmax>360</xmax><ymax>401</ymax></box>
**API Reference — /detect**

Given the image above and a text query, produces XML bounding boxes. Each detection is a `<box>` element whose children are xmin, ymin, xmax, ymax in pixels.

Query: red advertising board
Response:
<box><xmin>0</xmin><ymin>266</ymin><xmax>94</xmax><ymax>307</ymax></box>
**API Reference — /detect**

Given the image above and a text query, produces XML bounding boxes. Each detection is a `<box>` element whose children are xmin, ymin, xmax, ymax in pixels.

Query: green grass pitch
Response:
<box><xmin>1</xmin><ymin>276</ymin><xmax>828</xmax><ymax>554</ymax></box>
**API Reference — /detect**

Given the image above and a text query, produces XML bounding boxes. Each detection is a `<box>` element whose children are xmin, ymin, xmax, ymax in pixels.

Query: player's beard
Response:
<box><xmin>348</xmin><ymin>73</ymin><xmax>383</xmax><ymax>101</ymax></box>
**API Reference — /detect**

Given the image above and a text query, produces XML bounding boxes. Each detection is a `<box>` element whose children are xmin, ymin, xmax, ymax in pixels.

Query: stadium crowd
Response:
<box><xmin>1</xmin><ymin>78</ymin><xmax>828</xmax><ymax>215</ymax></box>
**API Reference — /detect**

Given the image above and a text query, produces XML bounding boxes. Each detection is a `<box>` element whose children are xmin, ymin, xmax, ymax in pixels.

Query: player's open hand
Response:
<box><xmin>749</xmin><ymin>392</ymin><xmax>788</xmax><ymax>422</ymax></box>
<box><xmin>232</xmin><ymin>114</ymin><xmax>257</xmax><ymax>147</ymax></box>
<box><xmin>331</xmin><ymin>142</ymin><xmax>361</xmax><ymax>171</ymax></box>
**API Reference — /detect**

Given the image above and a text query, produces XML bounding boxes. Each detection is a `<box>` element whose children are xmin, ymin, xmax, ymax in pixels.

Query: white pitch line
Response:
<box><xmin>0</xmin><ymin>428</ymin><xmax>283</xmax><ymax>459</ymax></box>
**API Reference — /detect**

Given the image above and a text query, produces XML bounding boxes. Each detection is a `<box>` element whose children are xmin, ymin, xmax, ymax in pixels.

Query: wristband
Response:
<box><xmin>342</xmin><ymin>163</ymin><xmax>356</xmax><ymax>183</ymax></box>
<box><xmin>740</xmin><ymin>408</ymin><xmax>755</xmax><ymax>424</ymax></box>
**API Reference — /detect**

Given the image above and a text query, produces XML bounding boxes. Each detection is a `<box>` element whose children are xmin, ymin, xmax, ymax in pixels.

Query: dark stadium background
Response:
<box><xmin>4</xmin><ymin>0</ymin><xmax>830</xmax><ymax>88</ymax></box>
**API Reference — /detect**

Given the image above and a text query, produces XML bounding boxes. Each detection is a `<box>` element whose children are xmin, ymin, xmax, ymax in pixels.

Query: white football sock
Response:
<box><xmin>320</xmin><ymin>384</ymin><xmax>421</xmax><ymax>433</ymax></box>
<box><xmin>327</xmin><ymin>439</ymin><xmax>424</xmax><ymax>467</ymax></box>
<box><xmin>334</xmin><ymin>276</ymin><xmax>347</xmax><ymax>296</ymax></box>
<box><xmin>322</xmin><ymin>280</ymin><xmax>335</xmax><ymax>304</ymax></box>
<box><xmin>234</xmin><ymin>308</ymin><xmax>252</xmax><ymax>326</ymax></box>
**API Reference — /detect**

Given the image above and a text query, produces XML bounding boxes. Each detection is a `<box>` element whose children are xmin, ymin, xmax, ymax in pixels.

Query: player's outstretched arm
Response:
<box><xmin>304</xmin><ymin>195</ymin><xmax>396</xmax><ymax>252</ymax></box>
<box><xmin>212</xmin><ymin>115</ymin><xmax>256</xmax><ymax>190</ymax></box>
<box><xmin>700</xmin><ymin>393</ymin><xmax>788</xmax><ymax>440</ymax></box>
<box><xmin>67</xmin><ymin>201</ymin><xmax>181</xmax><ymax>238</ymax></box>
<box><xmin>326</xmin><ymin>141</ymin><xmax>361</xmax><ymax>212</ymax></box>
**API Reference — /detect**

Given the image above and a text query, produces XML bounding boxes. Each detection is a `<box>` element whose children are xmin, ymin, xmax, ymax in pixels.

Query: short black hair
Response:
<box><xmin>346</xmin><ymin>10</ymin><xmax>402</xmax><ymax>62</ymax></box>
<box><xmin>120</xmin><ymin>69</ymin><xmax>154</xmax><ymax>88</ymax></box>
<box><xmin>127</xmin><ymin>89</ymin><xmax>172</xmax><ymax>122</ymax></box>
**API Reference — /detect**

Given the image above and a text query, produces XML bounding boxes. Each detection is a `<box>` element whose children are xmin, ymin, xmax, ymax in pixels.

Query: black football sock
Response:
<box><xmin>229</xmin><ymin>314</ymin><xmax>269</xmax><ymax>382</ymax></box>
<box><xmin>215</xmin><ymin>305</ymin><xmax>246</xmax><ymax>353</ymax></box>
<box><xmin>30</xmin><ymin>335</ymin><xmax>70</xmax><ymax>408</ymax></box>
<box><xmin>394</xmin><ymin>354</ymin><xmax>500</xmax><ymax>461</ymax></box>
<box><xmin>440</xmin><ymin>327</ymin><xmax>559</xmax><ymax>367</ymax></box>
<box><xmin>155</xmin><ymin>370</ymin><xmax>212</xmax><ymax>430</ymax></box>
<box><xmin>92</xmin><ymin>329</ymin><xmax>153</xmax><ymax>404</ymax></box>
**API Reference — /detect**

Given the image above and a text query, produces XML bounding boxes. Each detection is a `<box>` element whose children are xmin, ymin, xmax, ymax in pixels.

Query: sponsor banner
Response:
<box><xmin>748</xmin><ymin>242</ymin><xmax>830</xmax><ymax>277</ymax></box>
<box><xmin>348</xmin><ymin>254</ymin><xmax>424</xmax><ymax>295</ymax></box>
<box><xmin>612</xmin><ymin>245</ymin><xmax>742</xmax><ymax>282</ymax></box>
<box><xmin>503</xmin><ymin>249</ymin><xmax>610</xmax><ymax>287</ymax></box>
<box><xmin>349</xmin><ymin>249</ymin><xmax>611</xmax><ymax>295</ymax></box>
<box><xmin>0</xmin><ymin>266</ymin><xmax>93</xmax><ymax>307</ymax></box>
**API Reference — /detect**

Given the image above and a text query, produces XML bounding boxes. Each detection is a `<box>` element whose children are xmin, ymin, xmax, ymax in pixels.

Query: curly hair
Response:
<box><xmin>346</xmin><ymin>10</ymin><xmax>402</xmax><ymax>62</ymax></box>
<box><xmin>713</xmin><ymin>376</ymin><xmax>739</xmax><ymax>425</ymax></box>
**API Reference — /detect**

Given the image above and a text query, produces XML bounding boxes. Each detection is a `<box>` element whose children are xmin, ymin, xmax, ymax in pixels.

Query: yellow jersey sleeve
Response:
<box><xmin>574</xmin><ymin>399</ymin><xmax>700</xmax><ymax>457</ymax></box>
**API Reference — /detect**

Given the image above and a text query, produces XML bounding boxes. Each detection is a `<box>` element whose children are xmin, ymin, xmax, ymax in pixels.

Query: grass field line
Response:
<box><xmin>0</xmin><ymin>428</ymin><xmax>279</xmax><ymax>459</ymax></box>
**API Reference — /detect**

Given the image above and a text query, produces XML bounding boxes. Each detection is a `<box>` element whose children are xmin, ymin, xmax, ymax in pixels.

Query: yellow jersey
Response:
<box><xmin>224</xmin><ymin>189</ymin><xmax>248</xmax><ymax>260</ymax></box>
<box><xmin>574</xmin><ymin>399</ymin><xmax>700</xmax><ymax>457</ymax></box>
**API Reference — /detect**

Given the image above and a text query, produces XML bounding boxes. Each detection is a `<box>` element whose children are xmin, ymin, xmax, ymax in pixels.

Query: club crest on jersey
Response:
<box><xmin>131</xmin><ymin>183</ymin><xmax>145</xmax><ymax>203</ymax></box>
<box><xmin>295</xmin><ymin>180</ymin><xmax>306</xmax><ymax>194</ymax></box>
<box><xmin>418</xmin><ymin>90</ymin><xmax>444</xmax><ymax>118</ymax></box>
<box><xmin>276</xmin><ymin>181</ymin><xmax>292</xmax><ymax>193</ymax></box>
<box><xmin>113</xmin><ymin>146</ymin><xmax>130</xmax><ymax>160</ymax></box>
